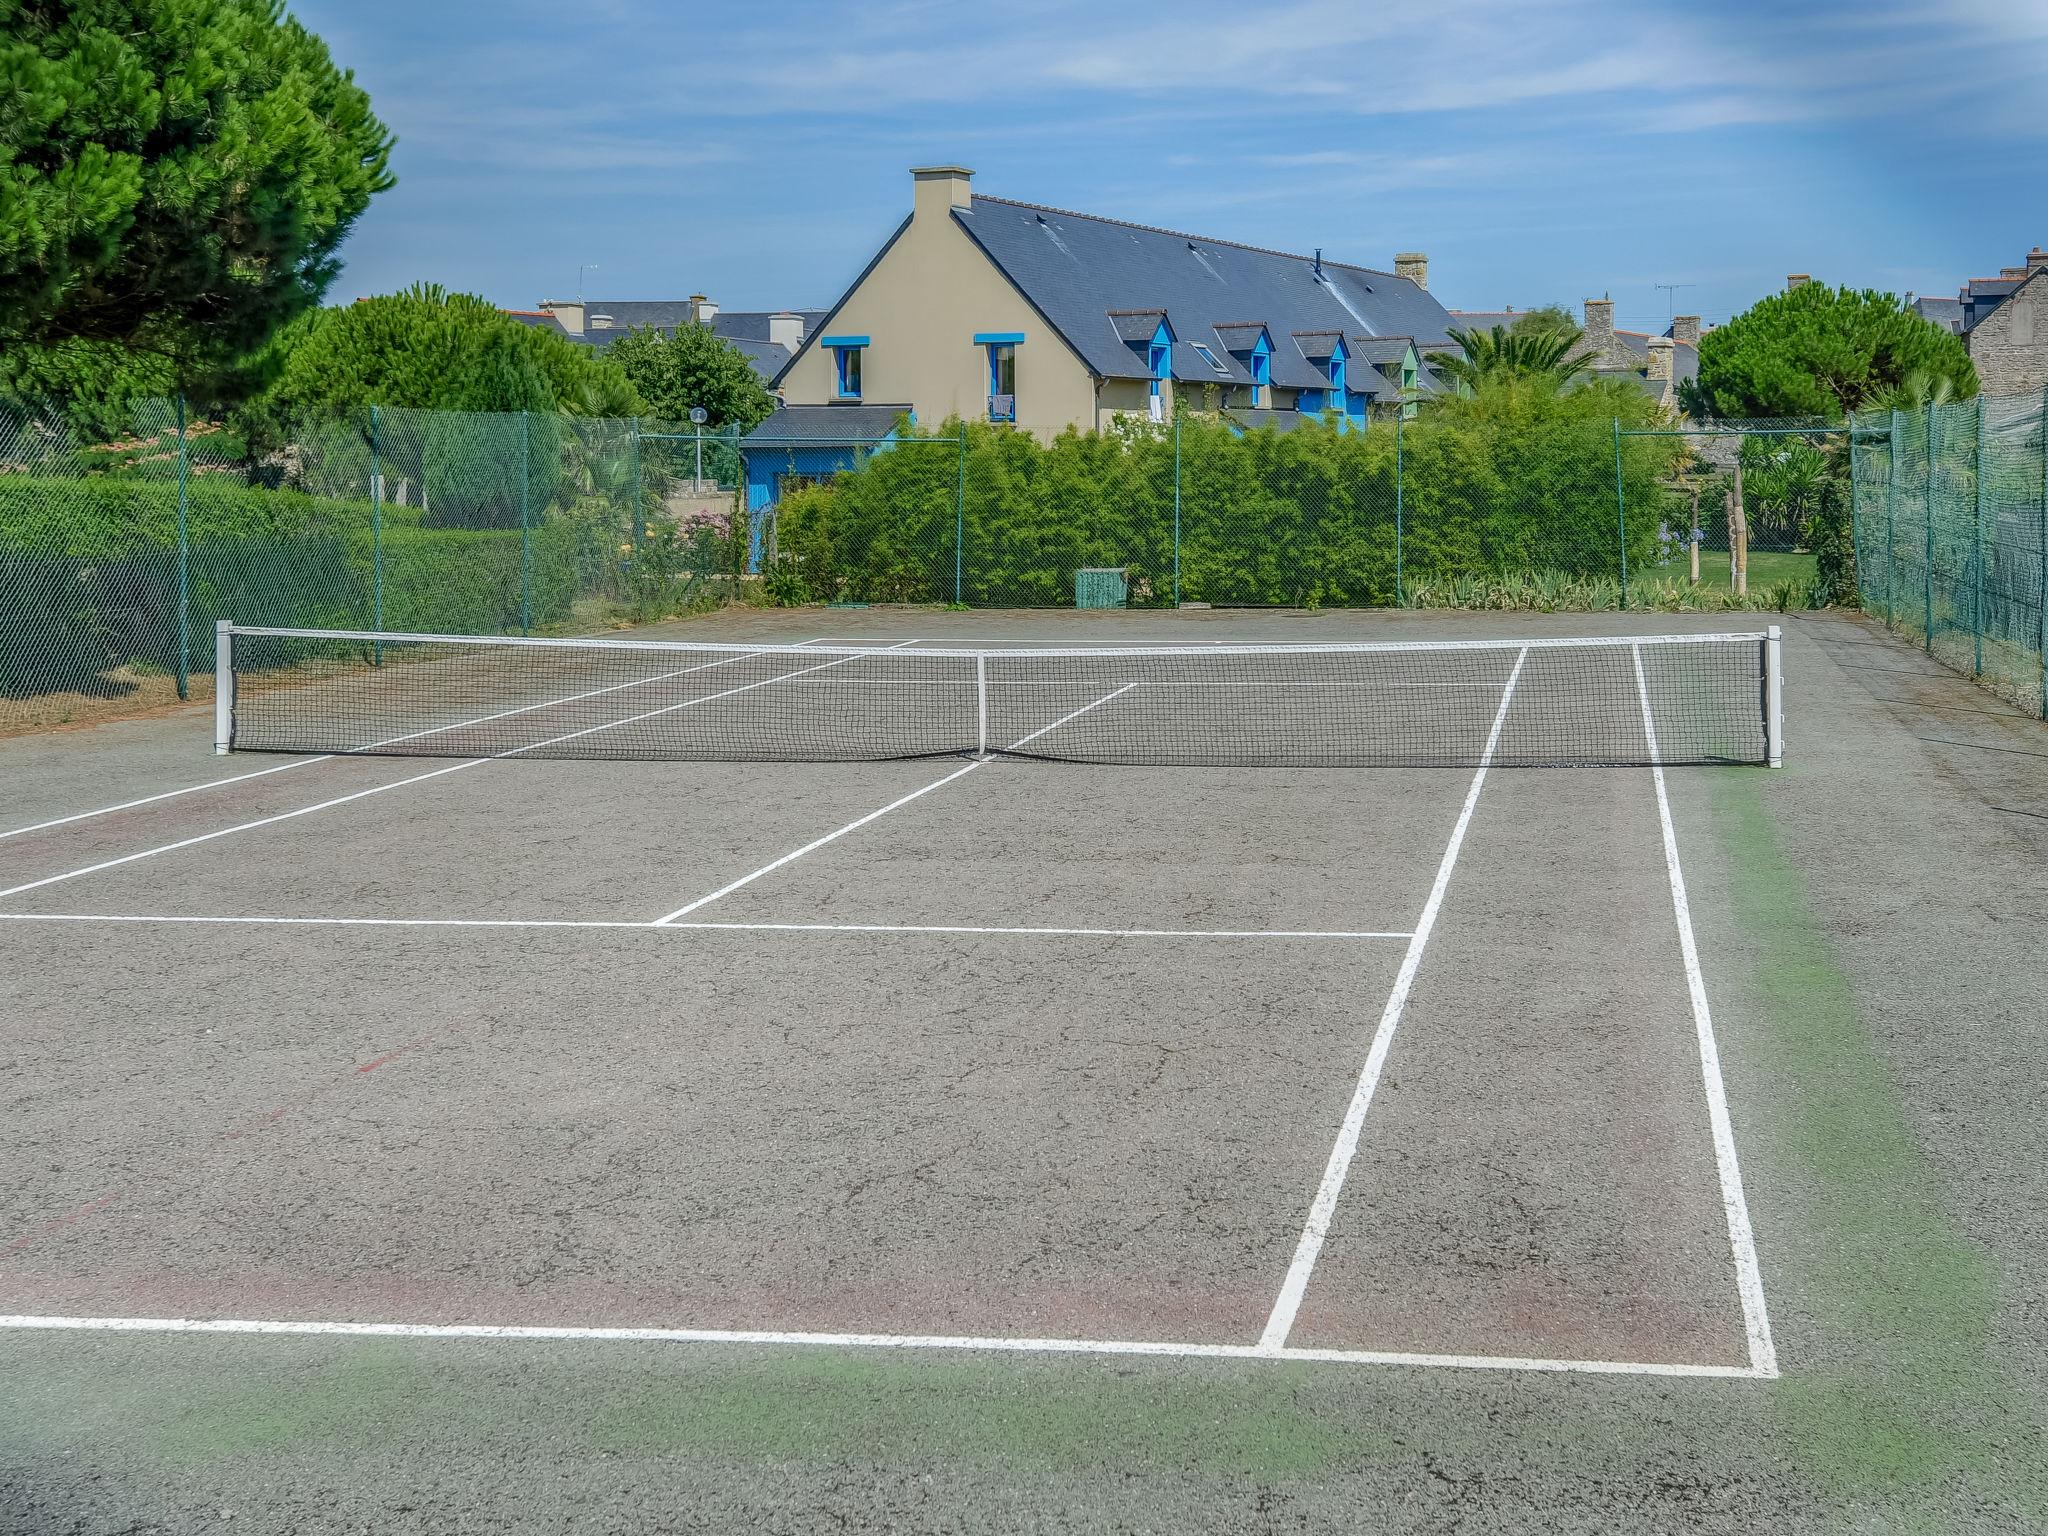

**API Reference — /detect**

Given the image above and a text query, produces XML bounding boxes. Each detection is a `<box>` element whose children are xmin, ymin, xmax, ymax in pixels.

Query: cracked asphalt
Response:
<box><xmin>2</xmin><ymin>605</ymin><xmax>2045</xmax><ymax>1533</ymax></box>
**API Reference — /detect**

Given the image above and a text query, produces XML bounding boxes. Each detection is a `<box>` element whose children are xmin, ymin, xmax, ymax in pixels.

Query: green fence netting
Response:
<box><xmin>1852</xmin><ymin>393</ymin><xmax>2048</xmax><ymax>718</ymax></box>
<box><xmin>5</xmin><ymin>392</ymin><xmax>1905</xmax><ymax>733</ymax></box>
<box><xmin>0</xmin><ymin>400</ymin><xmax>744</xmax><ymax>731</ymax></box>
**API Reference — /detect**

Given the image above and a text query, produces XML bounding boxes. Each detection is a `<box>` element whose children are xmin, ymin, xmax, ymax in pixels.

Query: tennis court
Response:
<box><xmin>0</xmin><ymin>611</ymin><xmax>1782</xmax><ymax>1381</ymax></box>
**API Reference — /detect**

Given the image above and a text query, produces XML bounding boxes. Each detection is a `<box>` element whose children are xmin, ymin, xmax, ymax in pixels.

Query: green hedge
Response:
<box><xmin>1</xmin><ymin>471</ymin><xmax>625</xmax><ymax>698</ymax></box>
<box><xmin>773</xmin><ymin>410</ymin><xmax>1681</xmax><ymax>608</ymax></box>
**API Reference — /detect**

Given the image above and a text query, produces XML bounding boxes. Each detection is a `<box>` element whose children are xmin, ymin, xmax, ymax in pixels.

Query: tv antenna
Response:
<box><xmin>1654</xmin><ymin>282</ymin><xmax>1696</xmax><ymax>321</ymax></box>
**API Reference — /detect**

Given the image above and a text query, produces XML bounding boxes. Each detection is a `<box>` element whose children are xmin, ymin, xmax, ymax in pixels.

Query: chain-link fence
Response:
<box><xmin>1</xmin><ymin>398</ymin><xmax>744</xmax><ymax>732</ymax></box>
<box><xmin>760</xmin><ymin>413</ymin><xmax>1829</xmax><ymax>611</ymax></box>
<box><xmin>7</xmin><ymin>394</ymin><xmax>1874</xmax><ymax>734</ymax></box>
<box><xmin>1851</xmin><ymin>392</ymin><xmax>2048</xmax><ymax>717</ymax></box>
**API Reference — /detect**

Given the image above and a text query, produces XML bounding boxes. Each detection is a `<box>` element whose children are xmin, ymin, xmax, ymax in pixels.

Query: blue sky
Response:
<box><xmin>296</xmin><ymin>0</ymin><xmax>2048</xmax><ymax>335</ymax></box>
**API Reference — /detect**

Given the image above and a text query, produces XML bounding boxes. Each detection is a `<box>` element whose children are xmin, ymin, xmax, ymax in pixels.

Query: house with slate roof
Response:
<box><xmin>1444</xmin><ymin>300</ymin><xmax>1703</xmax><ymax>413</ymax></box>
<box><xmin>516</xmin><ymin>297</ymin><xmax>831</xmax><ymax>387</ymax></box>
<box><xmin>1908</xmin><ymin>247</ymin><xmax>2048</xmax><ymax>395</ymax></box>
<box><xmin>771</xmin><ymin>166</ymin><xmax>1458</xmax><ymax>441</ymax></box>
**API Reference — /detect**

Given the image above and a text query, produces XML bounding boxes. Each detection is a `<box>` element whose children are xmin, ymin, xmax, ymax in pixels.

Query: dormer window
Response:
<box><xmin>1249</xmin><ymin>338</ymin><xmax>1271</xmax><ymax>409</ymax></box>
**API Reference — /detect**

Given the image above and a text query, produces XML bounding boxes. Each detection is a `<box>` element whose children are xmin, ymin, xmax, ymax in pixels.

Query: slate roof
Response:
<box><xmin>1354</xmin><ymin>336</ymin><xmax>1417</xmax><ymax>366</ymax></box>
<box><xmin>1224</xmin><ymin>408</ymin><xmax>1320</xmax><ymax>435</ymax></box>
<box><xmin>946</xmin><ymin>196</ymin><xmax>1459</xmax><ymax>389</ymax></box>
<box><xmin>1612</xmin><ymin>330</ymin><xmax>1699</xmax><ymax>388</ymax></box>
<box><xmin>1172</xmin><ymin>340</ymin><xmax>1247</xmax><ymax>383</ymax></box>
<box><xmin>745</xmin><ymin>404</ymin><xmax>913</xmax><ymax>444</ymax></box>
<box><xmin>1912</xmin><ymin>295</ymin><xmax>1965</xmax><ymax>334</ymax></box>
<box><xmin>1108</xmin><ymin>309</ymin><xmax>1167</xmax><ymax>342</ymax></box>
<box><xmin>577</xmin><ymin>302</ymin><xmax>830</xmax><ymax>384</ymax></box>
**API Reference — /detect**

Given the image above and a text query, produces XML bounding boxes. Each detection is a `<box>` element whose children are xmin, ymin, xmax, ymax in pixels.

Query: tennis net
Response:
<box><xmin>214</xmin><ymin>624</ymin><xmax>1784</xmax><ymax>768</ymax></box>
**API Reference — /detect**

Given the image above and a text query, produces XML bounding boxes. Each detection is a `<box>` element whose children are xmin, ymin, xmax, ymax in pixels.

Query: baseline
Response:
<box><xmin>0</xmin><ymin>1313</ymin><xmax>1769</xmax><ymax>1379</ymax></box>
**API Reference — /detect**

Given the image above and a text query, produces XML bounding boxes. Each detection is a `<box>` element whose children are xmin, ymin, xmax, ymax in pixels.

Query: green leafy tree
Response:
<box><xmin>1426</xmin><ymin>324</ymin><xmax>1593</xmax><ymax>393</ymax></box>
<box><xmin>606</xmin><ymin>324</ymin><xmax>774</xmax><ymax>431</ymax></box>
<box><xmin>1683</xmin><ymin>284</ymin><xmax>1977</xmax><ymax>420</ymax></box>
<box><xmin>0</xmin><ymin>0</ymin><xmax>395</xmax><ymax>386</ymax></box>
<box><xmin>0</xmin><ymin>337</ymin><xmax>178</xmax><ymax>440</ymax></box>
<box><xmin>1508</xmin><ymin>305</ymin><xmax>1581</xmax><ymax>339</ymax></box>
<box><xmin>247</xmin><ymin>284</ymin><xmax>639</xmax><ymax>429</ymax></box>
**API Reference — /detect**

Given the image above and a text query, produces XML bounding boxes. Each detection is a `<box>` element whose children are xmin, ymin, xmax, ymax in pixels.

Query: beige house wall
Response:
<box><xmin>780</xmin><ymin>171</ymin><xmax>1102</xmax><ymax>440</ymax></box>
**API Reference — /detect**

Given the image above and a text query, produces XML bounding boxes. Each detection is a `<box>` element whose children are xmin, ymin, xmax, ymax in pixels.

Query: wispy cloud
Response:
<box><xmin>292</xmin><ymin>0</ymin><xmax>2047</xmax><ymax>328</ymax></box>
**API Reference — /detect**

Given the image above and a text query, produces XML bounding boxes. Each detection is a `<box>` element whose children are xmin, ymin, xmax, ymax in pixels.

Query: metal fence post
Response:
<box><xmin>1394</xmin><ymin>407</ymin><xmax>1405</xmax><ymax>605</ymax></box>
<box><xmin>175</xmin><ymin>392</ymin><xmax>191</xmax><ymax>699</ymax></box>
<box><xmin>519</xmin><ymin>410</ymin><xmax>532</xmax><ymax>635</ymax></box>
<box><xmin>1924</xmin><ymin>403</ymin><xmax>1936</xmax><ymax>653</ymax></box>
<box><xmin>954</xmin><ymin>431</ymin><xmax>967</xmax><ymax>604</ymax></box>
<box><xmin>630</xmin><ymin>416</ymin><xmax>643</xmax><ymax>560</ymax></box>
<box><xmin>370</xmin><ymin>404</ymin><xmax>384</xmax><ymax>662</ymax></box>
<box><xmin>1172</xmin><ymin>410</ymin><xmax>1183</xmax><ymax>607</ymax></box>
<box><xmin>1885</xmin><ymin>408</ymin><xmax>1899</xmax><ymax>626</ymax></box>
<box><xmin>1973</xmin><ymin>394</ymin><xmax>1987</xmax><ymax>677</ymax></box>
<box><xmin>1612</xmin><ymin>417</ymin><xmax>1629</xmax><ymax>609</ymax></box>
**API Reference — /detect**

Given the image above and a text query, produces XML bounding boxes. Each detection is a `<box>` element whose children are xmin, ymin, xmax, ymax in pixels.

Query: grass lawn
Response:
<box><xmin>1637</xmin><ymin>548</ymin><xmax>1817</xmax><ymax>594</ymax></box>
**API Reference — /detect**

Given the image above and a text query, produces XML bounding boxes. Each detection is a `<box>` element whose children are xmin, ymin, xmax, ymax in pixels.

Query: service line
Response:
<box><xmin>647</xmin><ymin>683</ymin><xmax>1139</xmax><ymax>925</ymax></box>
<box><xmin>0</xmin><ymin>912</ymin><xmax>1408</xmax><ymax>941</ymax></box>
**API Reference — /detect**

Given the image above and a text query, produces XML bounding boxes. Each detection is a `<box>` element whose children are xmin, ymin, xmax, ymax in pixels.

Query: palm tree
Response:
<box><xmin>1425</xmin><ymin>324</ymin><xmax>1596</xmax><ymax>393</ymax></box>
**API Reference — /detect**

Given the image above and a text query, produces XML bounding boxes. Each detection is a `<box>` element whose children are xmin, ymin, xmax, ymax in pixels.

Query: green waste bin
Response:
<box><xmin>1075</xmin><ymin>567</ymin><xmax>1128</xmax><ymax>609</ymax></box>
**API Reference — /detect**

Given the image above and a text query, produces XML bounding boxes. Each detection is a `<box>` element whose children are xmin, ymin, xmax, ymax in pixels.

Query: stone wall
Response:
<box><xmin>1967</xmin><ymin>271</ymin><xmax>2048</xmax><ymax>396</ymax></box>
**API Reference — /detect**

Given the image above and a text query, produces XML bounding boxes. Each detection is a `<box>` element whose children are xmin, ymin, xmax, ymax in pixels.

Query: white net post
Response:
<box><xmin>975</xmin><ymin>653</ymin><xmax>989</xmax><ymax>757</ymax></box>
<box><xmin>213</xmin><ymin>620</ymin><xmax>235</xmax><ymax>754</ymax></box>
<box><xmin>1765</xmin><ymin>624</ymin><xmax>1785</xmax><ymax>768</ymax></box>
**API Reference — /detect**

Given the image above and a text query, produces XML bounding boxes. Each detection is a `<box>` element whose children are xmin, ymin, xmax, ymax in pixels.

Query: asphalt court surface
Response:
<box><xmin>0</xmin><ymin>632</ymin><xmax>1769</xmax><ymax>1375</ymax></box>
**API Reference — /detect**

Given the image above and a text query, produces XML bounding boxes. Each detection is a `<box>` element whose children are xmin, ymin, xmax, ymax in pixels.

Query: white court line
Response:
<box><xmin>0</xmin><ymin>759</ymin><xmax>327</xmax><ymax>843</ymax></box>
<box><xmin>1256</xmin><ymin>646</ymin><xmax>1529</xmax><ymax>1353</ymax></box>
<box><xmin>0</xmin><ymin>637</ymin><xmax>839</xmax><ymax>843</ymax></box>
<box><xmin>0</xmin><ymin>1314</ymin><xmax>1769</xmax><ymax>1378</ymax></box>
<box><xmin>0</xmin><ymin>647</ymin><xmax>904</xmax><ymax>906</ymax></box>
<box><xmin>1631</xmin><ymin>644</ymin><xmax>1779</xmax><ymax>1379</ymax></box>
<box><xmin>0</xmin><ymin>912</ymin><xmax>1408</xmax><ymax>940</ymax></box>
<box><xmin>648</xmin><ymin>683</ymin><xmax>1139</xmax><ymax>926</ymax></box>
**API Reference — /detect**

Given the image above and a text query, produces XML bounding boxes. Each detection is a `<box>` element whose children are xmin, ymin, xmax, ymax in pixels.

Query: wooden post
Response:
<box><xmin>1688</xmin><ymin>483</ymin><xmax>1701</xmax><ymax>585</ymax></box>
<box><xmin>1732</xmin><ymin>455</ymin><xmax>1748</xmax><ymax>597</ymax></box>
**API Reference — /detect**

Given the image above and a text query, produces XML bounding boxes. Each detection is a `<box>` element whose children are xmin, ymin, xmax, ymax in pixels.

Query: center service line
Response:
<box><xmin>649</xmin><ymin>683</ymin><xmax>1139</xmax><ymax>925</ymax></box>
<box><xmin>1256</xmin><ymin>647</ymin><xmax>1529</xmax><ymax>1353</ymax></box>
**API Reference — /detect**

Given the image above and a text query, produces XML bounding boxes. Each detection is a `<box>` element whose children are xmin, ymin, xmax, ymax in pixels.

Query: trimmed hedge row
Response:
<box><xmin>773</xmin><ymin>412</ymin><xmax>1686</xmax><ymax>607</ymax></box>
<box><xmin>1</xmin><ymin>473</ymin><xmax>626</xmax><ymax>697</ymax></box>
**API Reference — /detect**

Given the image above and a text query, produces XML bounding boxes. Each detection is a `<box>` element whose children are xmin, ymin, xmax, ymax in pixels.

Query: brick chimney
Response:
<box><xmin>689</xmin><ymin>294</ymin><xmax>718</xmax><ymax>323</ymax></box>
<box><xmin>1670</xmin><ymin>314</ymin><xmax>1701</xmax><ymax>347</ymax></box>
<box><xmin>1787</xmin><ymin>274</ymin><xmax>1812</xmax><ymax>291</ymax></box>
<box><xmin>1394</xmin><ymin>252</ymin><xmax>1428</xmax><ymax>290</ymax></box>
<box><xmin>2029</xmin><ymin>247</ymin><xmax>2048</xmax><ymax>272</ymax></box>
<box><xmin>1647</xmin><ymin>336</ymin><xmax>1675</xmax><ymax>382</ymax></box>
<box><xmin>1582</xmin><ymin>297</ymin><xmax>1615</xmax><ymax>362</ymax></box>
<box><xmin>912</xmin><ymin>165</ymin><xmax>973</xmax><ymax>223</ymax></box>
<box><xmin>767</xmin><ymin>311</ymin><xmax>803</xmax><ymax>351</ymax></box>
